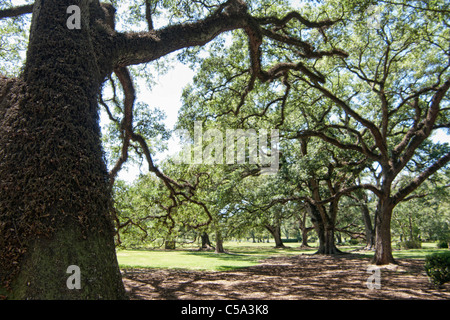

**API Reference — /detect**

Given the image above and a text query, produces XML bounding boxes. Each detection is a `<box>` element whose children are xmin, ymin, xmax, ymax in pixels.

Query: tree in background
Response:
<box><xmin>177</xmin><ymin>0</ymin><xmax>450</xmax><ymax>262</ymax></box>
<box><xmin>297</xmin><ymin>0</ymin><xmax>450</xmax><ymax>264</ymax></box>
<box><xmin>392</xmin><ymin>170</ymin><xmax>450</xmax><ymax>247</ymax></box>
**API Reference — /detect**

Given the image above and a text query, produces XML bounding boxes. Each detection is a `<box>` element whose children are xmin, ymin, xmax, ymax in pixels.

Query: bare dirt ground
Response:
<box><xmin>121</xmin><ymin>253</ymin><xmax>450</xmax><ymax>300</ymax></box>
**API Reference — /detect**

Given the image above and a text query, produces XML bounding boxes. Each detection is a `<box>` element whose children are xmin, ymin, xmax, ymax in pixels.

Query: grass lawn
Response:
<box><xmin>116</xmin><ymin>241</ymin><xmax>315</xmax><ymax>271</ymax></box>
<box><xmin>116</xmin><ymin>241</ymin><xmax>448</xmax><ymax>271</ymax></box>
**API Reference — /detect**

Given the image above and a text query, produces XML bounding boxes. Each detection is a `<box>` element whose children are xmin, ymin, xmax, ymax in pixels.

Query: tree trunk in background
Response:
<box><xmin>361</xmin><ymin>202</ymin><xmax>375</xmax><ymax>250</ymax></box>
<box><xmin>298</xmin><ymin>211</ymin><xmax>312</xmax><ymax>248</ymax></box>
<box><xmin>0</xmin><ymin>0</ymin><xmax>125</xmax><ymax>299</ymax></box>
<box><xmin>300</xmin><ymin>227</ymin><xmax>312</xmax><ymax>248</ymax></box>
<box><xmin>200</xmin><ymin>232</ymin><xmax>214</xmax><ymax>250</ymax></box>
<box><xmin>265</xmin><ymin>225</ymin><xmax>285</xmax><ymax>248</ymax></box>
<box><xmin>307</xmin><ymin>203</ymin><xmax>342</xmax><ymax>254</ymax></box>
<box><xmin>315</xmin><ymin>224</ymin><xmax>342</xmax><ymax>254</ymax></box>
<box><xmin>165</xmin><ymin>240</ymin><xmax>176</xmax><ymax>250</ymax></box>
<box><xmin>215</xmin><ymin>230</ymin><xmax>225</xmax><ymax>253</ymax></box>
<box><xmin>373</xmin><ymin>199</ymin><xmax>396</xmax><ymax>265</ymax></box>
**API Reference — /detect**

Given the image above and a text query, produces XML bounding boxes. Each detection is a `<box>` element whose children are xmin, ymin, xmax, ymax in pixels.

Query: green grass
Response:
<box><xmin>391</xmin><ymin>248</ymin><xmax>450</xmax><ymax>259</ymax></box>
<box><xmin>117</xmin><ymin>250</ymin><xmax>262</xmax><ymax>271</ymax></box>
<box><xmin>116</xmin><ymin>241</ymin><xmax>449</xmax><ymax>271</ymax></box>
<box><xmin>116</xmin><ymin>241</ymin><xmax>316</xmax><ymax>271</ymax></box>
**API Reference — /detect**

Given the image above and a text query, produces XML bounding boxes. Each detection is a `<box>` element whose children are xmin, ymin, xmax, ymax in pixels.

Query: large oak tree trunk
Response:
<box><xmin>314</xmin><ymin>221</ymin><xmax>342</xmax><ymax>254</ymax></box>
<box><xmin>307</xmin><ymin>203</ymin><xmax>342</xmax><ymax>255</ymax></box>
<box><xmin>373</xmin><ymin>199</ymin><xmax>396</xmax><ymax>265</ymax></box>
<box><xmin>317</xmin><ymin>228</ymin><xmax>339</xmax><ymax>254</ymax></box>
<box><xmin>0</xmin><ymin>0</ymin><xmax>125</xmax><ymax>299</ymax></box>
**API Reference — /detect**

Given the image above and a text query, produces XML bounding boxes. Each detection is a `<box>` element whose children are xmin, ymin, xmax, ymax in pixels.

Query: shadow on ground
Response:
<box><xmin>121</xmin><ymin>254</ymin><xmax>450</xmax><ymax>300</ymax></box>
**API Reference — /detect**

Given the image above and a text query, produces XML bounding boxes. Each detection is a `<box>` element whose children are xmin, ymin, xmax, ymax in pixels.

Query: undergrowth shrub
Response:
<box><xmin>425</xmin><ymin>252</ymin><xmax>450</xmax><ymax>287</ymax></box>
<box><xmin>399</xmin><ymin>240</ymin><xmax>422</xmax><ymax>249</ymax></box>
<box><xmin>436</xmin><ymin>241</ymin><xmax>449</xmax><ymax>249</ymax></box>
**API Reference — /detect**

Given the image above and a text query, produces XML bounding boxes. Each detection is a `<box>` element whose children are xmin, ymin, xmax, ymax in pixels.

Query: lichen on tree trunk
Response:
<box><xmin>5</xmin><ymin>222</ymin><xmax>124</xmax><ymax>299</ymax></box>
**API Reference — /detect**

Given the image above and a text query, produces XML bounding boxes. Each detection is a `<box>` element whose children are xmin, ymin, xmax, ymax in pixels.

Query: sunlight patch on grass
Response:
<box><xmin>116</xmin><ymin>241</ymin><xmax>316</xmax><ymax>271</ymax></box>
<box><xmin>116</xmin><ymin>250</ymin><xmax>262</xmax><ymax>271</ymax></box>
<box><xmin>116</xmin><ymin>241</ymin><xmax>448</xmax><ymax>271</ymax></box>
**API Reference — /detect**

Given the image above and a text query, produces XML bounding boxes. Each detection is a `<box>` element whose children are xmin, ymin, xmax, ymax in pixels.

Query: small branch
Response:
<box><xmin>255</xmin><ymin>11</ymin><xmax>339</xmax><ymax>29</ymax></box>
<box><xmin>401</xmin><ymin>193</ymin><xmax>429</xmax><ymax>202</ymax></box>
<box><xmin>145</xmin><ymin>0</ymin><xmax>154</xmax><ymax>30</ymax></box>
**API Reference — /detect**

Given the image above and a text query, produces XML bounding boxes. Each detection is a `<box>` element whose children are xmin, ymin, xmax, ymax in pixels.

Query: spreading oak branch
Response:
<box><xmin>95</xmin><ymin>0</ymin><xmax>349</xmax><ymax>228</ymax></box>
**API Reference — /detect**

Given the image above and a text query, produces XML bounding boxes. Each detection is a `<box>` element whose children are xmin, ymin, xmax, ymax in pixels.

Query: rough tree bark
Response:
<box><xmin>0</xmin><ymin>0</ymin><xmax>126</xmax><ymax>299</ymax></box>
<box><xmin>0</xmin><ymin>0</ymin><xmax>252</xmax><ymax>299</ymax></box>
<box><xmin>373</xmin><ymin>196</ymin><xmax>396</xmax><ymax>264</ymax></box>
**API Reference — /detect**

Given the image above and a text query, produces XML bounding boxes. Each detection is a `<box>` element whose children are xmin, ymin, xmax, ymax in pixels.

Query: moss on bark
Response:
<box><xmin>5</xmin><ymin>222</ymin><xmax>124</xmax><ymax>300</ymax></box>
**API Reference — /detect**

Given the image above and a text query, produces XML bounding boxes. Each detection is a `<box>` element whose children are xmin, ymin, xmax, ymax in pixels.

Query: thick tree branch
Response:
<box><xmin>113</xmin><ymin>0</ymin><xmax>249</xmax><ymax>67</ymax></box>
<box><xmin>0</xmin><ymin>4</ymin><xmax>33</xmax><ymax>20</ymax></box>
<box><xmin>113</xmin><ymin>0</ymin><xmax>344</xmax><ymax>84</ymax></box>
<box><xmin>108</xmin><ymin>67</ymin><xmax>135</xmax><ymax>185</ymax></box>
<box><xmin>260</xmin><ymin>28</ymin><xmax>348</xmax><ymax>60</ymax></box>
<box><xmin>393</xmin><ymin>150</ymin><xmax>450</xmax><ymax>205</ymax></box>
<box><xmin>292</xmin><ymin>130</ymin><xmax>381</xmax><ymax>161</ymax></box>
<box><xmin>145</xmin><ymin>0</ymin><xmax>155</xmax><ymax>30</ymax></box>
<box><xmin>255</xmin><ymin>11</ymin><xmax>338</xmax><ymax>29</ymax></box>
